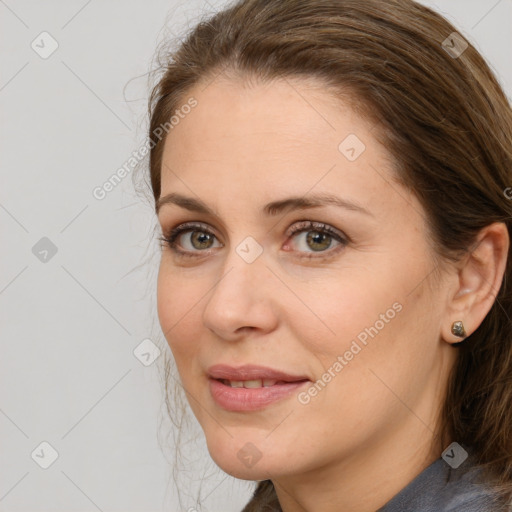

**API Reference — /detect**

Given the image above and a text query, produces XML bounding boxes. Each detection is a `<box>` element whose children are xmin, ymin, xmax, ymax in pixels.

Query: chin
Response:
<box><xmin>205</xmin><ymin>434</ymin><xmax>287</xmax><ymax>481</ymax></box>
<box><xmin>209</xmin><ymin>452</ymin><xmax>276</xmax><ymax>481</ymax></box>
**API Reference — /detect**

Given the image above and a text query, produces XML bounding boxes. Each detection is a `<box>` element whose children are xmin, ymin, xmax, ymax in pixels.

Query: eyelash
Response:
<box><xmin>158</xmin><ymin>220</ymin><xmax>349</xmax><ymax>260</ymax></box>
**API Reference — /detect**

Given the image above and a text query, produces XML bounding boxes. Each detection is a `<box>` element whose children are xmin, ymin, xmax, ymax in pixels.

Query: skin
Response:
<box><xmin>155</xmin><ymin>75</ymin><xmax>509</xmax><ymax>512</ymax></box>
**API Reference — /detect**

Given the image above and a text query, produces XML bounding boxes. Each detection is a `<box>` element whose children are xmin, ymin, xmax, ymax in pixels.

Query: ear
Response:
<box><xmin>441</xmin><ymin>222</ymin><xmax>509</xmax><ymax>345</ymax></box>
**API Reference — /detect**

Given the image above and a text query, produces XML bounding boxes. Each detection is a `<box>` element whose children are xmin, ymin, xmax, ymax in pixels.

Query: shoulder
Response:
<box><xmin>438</xmin><ymin>463</ymin><xmax>506</xmax><ymax>511</ymax></box>
<box><xmin>378</xmin><ymin>450</ymin><xmax>509</xmax><ymax>512</ymax></box>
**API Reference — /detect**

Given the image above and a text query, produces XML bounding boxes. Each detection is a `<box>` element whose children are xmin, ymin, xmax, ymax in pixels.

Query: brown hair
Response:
<box><xmin>144</xmin><ymin>0</ymin><xmax>512</xmax><ymax>509</ymax></box>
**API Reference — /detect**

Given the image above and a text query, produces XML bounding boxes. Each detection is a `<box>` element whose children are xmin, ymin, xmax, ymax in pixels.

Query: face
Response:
<box><xmin>156</xmin><ymin>75</ymin><xmax>457</xmax><ymax>482</ymax></box>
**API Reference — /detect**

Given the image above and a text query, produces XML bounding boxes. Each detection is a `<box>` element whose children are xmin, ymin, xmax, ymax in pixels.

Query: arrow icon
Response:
<box><xmin>339</xmin><ymin>134</ymin><xmax>365</xmax><ymax>161</ymax></box>
<box><xmin>31</xmin><ymin>31</ymin><xmax>59</xmax><ymax>60</ymax></box>
<box><xmin>237</xmin><ymin>442</ymin><xmax>263</xmax><ymax>467</ymax></box>
<box><xmin>442</xmin><ymin>441</ymin><xmax>468</xmax><ymax>468</ymax></box>
<box><xmin>31</xmin><ymin>441</ymin><xmax>59</xmax><ymax>468</ymax></box>
<box><xmin>32</xmin><ymin>237</ymin><xmax>58</xmax><ymax>262</ymax></box>
<box><xmin>134</xmin><ymin>338</ymin><xmax>161</xmax><ymax>366</ymax></box>
<box><xmin>236</xmin><ymin>236</ymin><xmax>263</xmax><ymax>263</ymax></box>
<box><xmin>442</xmin><ymin>32</ymin><xmax>468</xmax><ymax>59</ymax></box>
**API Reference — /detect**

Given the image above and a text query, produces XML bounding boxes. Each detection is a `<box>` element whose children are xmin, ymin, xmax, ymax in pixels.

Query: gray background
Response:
<box><xmin>1</xmin><ymin>1</ymin><xmax>511</xmax><ymax>511</ymax></box>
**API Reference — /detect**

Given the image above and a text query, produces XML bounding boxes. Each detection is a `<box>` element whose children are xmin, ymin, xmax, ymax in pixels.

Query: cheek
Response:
<box><xmin>289</xmin><ymin>270</ymin><xmax>400</xmax><ymax>358</ymax></box>
<box><xmin>156</xmin><ymin>267</ymin><xmax>202</xmax><ymax>357</ymax></box>
<box><xmin>297</xmin><ymin>265</ymin><xmax>437</xmax><ymax>411</ymax></box>
<box><xmin>287</xmin><ymin>265</ymin><xmax>420</xmax><ymax>406</ymax></box>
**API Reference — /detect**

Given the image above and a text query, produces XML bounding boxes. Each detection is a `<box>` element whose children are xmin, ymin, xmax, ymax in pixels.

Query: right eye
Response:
<box><xmin>158</xmin><ymin>222</ymin><xmax>222</xmax><ymax>257</ymax></box>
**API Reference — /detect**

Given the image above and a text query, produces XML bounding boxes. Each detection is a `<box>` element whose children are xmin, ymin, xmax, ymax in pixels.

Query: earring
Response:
<box><xmin>451</xmin><ymin>320</ymin><xmax>467</xmax><ymax>338</ymax></box>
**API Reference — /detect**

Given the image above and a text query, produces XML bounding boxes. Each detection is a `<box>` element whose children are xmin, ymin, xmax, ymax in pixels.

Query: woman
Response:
<box><xmin>144</xmin><ymin>0</ymin><xmax>512</xmax><ymax>510</ymax></box>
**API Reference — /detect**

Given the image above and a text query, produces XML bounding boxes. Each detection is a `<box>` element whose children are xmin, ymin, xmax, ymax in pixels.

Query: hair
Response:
<box><xmin>144</xmin><ymin>0</ymin><xmax>512</xmax><ymax>509</ymax></box>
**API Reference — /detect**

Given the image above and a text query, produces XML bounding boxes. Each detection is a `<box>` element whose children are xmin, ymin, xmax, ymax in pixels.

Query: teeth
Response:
<box><xmin>244</xmin><ymin>379</ymin><xmax>263</xmax><ymax>388</ymax></box>
<box><xmin>222</xmin><ymin>379</ymin><xmax>279</xmax><ymax>388</ymax></box>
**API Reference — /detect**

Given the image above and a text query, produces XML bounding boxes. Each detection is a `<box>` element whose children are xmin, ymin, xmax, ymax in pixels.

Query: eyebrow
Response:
<box><xmin>156</xmin><ymin>192</ymin><xmax>374</xmax><ymax>218</ymax></box>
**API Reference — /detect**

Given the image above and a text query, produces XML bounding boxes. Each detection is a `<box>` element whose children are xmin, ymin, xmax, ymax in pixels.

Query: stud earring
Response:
<box><xmin>451</xmin><ymin>320</ymin><xmax>466</xmax><ymax>338</ymax></box>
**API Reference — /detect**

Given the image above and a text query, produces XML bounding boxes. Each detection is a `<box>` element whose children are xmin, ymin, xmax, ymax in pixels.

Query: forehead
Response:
<box><xmin>163</xmin><ymin>75</ymin><xmax>372</xmax><ymax>162</ymax></box>
<box><xmin>159</xmin><ymin>76</ymin><xmax>408</xmax><ymax>222</ymax></box>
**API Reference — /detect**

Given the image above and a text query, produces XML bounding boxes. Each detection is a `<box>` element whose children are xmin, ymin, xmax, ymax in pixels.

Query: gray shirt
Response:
<box><xmin>377</xmin><ymin>451</ymin><xmax>508</xmax><ymax>511</ymax></box>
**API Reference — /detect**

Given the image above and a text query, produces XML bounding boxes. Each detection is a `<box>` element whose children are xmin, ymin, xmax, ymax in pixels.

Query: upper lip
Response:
<box><xmin>208</xmin><ymin>364</ymin><xmax>310</xmax><ymax>382</ymax></box>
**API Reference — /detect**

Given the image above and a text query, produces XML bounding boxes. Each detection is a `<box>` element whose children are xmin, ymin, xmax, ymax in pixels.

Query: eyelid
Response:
<box><xmin>163</xmin><ymin>221</ymin><xmax>216</xmax><ymax>239</ymax></box>
<box><xmin>285</xmin><ymin>219</ymin><xmax>348</xmax><ymax>241</ymax></box>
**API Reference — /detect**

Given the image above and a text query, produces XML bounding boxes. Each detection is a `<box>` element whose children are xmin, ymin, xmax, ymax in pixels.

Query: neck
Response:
<box><xmin>274</xmin><ymin>410</ymin><xmax>445</xmax><ymax>512</ymax></box>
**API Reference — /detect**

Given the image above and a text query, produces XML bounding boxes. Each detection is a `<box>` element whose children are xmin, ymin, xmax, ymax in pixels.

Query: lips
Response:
<box><xmin>206</xmin><ymin>364</ymin><xmax>311</xmax><ymax>411</ymax></box>
<box><xmin>207</xmin><ymin>364</ymin><xmax>310</xmax><ymax>383</ymax></box>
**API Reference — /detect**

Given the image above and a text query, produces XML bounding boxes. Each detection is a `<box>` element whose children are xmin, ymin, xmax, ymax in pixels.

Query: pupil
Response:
<box><xmin>307</xmin><ymin>231</ymin><xmax>330</xmax><ymax>251</ymax></box>
<box><xmin>192</xmin><ymin>231</ymin><xmax>212</xmax><ymax>249</ymax></box>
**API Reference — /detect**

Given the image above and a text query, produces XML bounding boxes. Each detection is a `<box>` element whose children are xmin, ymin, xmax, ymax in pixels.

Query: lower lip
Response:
<box><xmin>208</xmin><ymin>378</ymin><xmax>310</xmax><ymax>412</ymax></box>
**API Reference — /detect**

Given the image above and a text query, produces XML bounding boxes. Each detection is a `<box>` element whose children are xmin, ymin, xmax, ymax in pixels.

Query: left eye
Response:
<box><xmin>159</xmin><ymin>220</ymin><xmax>348</xmax><ymax>259</ymax></box>
<box><xmin>284</xmin><ymin>220</ymin><xmax>348</xmax><ymax>257</ymax></box>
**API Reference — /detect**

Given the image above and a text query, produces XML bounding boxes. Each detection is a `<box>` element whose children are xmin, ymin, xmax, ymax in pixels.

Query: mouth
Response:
<box><xmin>207</xmin><ymin>364</ymin><xmax>311</xmax><ymax>411</ymax></box>
<box><xmin>207</xmin><ymin>363</ymin><xmax>310</xmax><ymax>383</ymax></box>
<box><xmin>215</xmin><ymin>378</ymin><xmax>307</xmax><ymax>388</ymax></box>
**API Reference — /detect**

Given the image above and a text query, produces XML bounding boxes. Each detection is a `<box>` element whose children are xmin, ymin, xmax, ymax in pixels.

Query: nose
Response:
<box><xmin>201</xmin><ymin>246</ymin><xmax>278</xmax><ymax>342</ymax></box>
